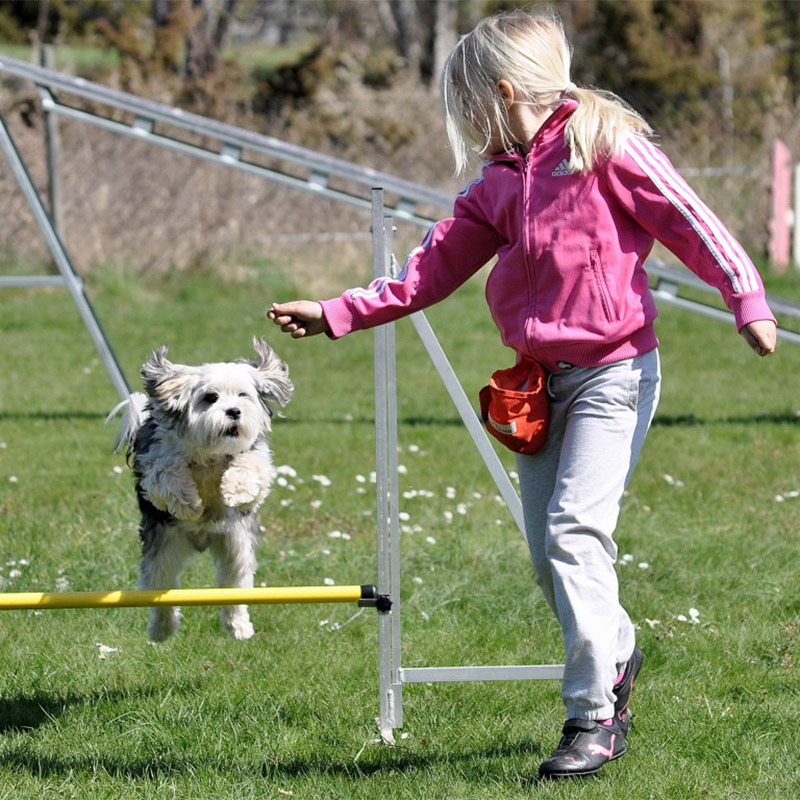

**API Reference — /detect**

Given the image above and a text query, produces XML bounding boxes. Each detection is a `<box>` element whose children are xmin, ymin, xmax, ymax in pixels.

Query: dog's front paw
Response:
<box><xmin>145</xmin><ymin>488</ymin><xmax>204</xmax><ymax>521</ymax></box>
<box><xmin>221</xmin><ymin>606</ymin><xmax>255</xmax><ymax>640</ymax></box>
<box><xmin>166</xmin><ymin>496</ymin><xmax>204</xmax><ymax>521</ymax></box>
<box><xmin>220</xmin><ymin>468</ymin><xmax>266</xmax><ymax>508</ymax></box>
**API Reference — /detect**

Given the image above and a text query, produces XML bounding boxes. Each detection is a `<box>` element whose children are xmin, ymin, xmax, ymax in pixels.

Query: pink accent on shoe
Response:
<box><xmin>588</xmin><ymin>734</ymin><xmax>616</xmax><ymax>759</ymax></box>
<box><xmin>601</xmin><ymin>718</ymin><xmax>615</xmax><ymax>727</ymax></box>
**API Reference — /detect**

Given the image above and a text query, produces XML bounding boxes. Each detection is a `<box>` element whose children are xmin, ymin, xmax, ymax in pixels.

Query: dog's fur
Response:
<box><xmin>111</xmin><ymin>337</ymin><xmax>293</xmax><ymax>642</ymax></box>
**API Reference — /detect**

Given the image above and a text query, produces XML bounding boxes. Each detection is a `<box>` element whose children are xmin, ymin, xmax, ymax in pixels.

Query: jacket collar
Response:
<box><xmin>488</xmin><ymin>100</ymin><xmax>577</xmax><ymax>165</ymax></box>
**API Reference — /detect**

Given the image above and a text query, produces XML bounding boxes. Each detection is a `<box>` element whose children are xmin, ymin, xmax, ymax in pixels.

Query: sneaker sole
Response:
<box><xmin>539</xmin><ymin>745</ymin><xmax>627</xmax><ymax>780</ymax></box>
<box><xmin>539</xmin><ymin>737</ymin><xmax>628</xmax><ymax>779</ymax></box>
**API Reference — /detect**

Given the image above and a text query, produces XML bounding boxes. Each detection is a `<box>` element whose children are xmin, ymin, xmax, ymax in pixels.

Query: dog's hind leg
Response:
<box><xmin>139</xmin><ymin>522</ymin><xmax>196</xmax><ymax>642</ymax></box>
<box><xmin>210</xmin><ymin>518</ymin><xmax>259</xmax><ymax>640</ymax></box>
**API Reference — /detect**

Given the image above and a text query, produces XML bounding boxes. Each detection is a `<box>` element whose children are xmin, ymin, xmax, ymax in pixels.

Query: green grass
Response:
<box><xmin>0</xmin><ymin>43</ymin><xmax>121</xmax><ymax>72</ymax></box>
<box><xmin>0</xmin><ymin>37</ymin><xmax>314</xmax><ymax>78</ymax></box>
<box><xmin>0</xmin><ymin>260</ymin><xmax>799</xmax><ymax>799</ymax></box>
<box><xmin>223</xmin><ymin>37</ymin><xmax>321</xmax><ymax>77</ymax></box>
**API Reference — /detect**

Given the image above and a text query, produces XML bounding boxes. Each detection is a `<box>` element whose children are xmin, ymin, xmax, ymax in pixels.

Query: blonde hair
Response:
<box><xmin>441</xmin><ymin>9</ymin><xmax>652</xmax><ymax>175</ymax></box>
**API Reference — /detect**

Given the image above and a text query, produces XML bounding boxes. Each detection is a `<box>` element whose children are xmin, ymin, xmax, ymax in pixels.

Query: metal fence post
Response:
<box><xmin>373</xmin><ymin>188</ymin><xmax>403</xmax><ymax>743</ymax></box>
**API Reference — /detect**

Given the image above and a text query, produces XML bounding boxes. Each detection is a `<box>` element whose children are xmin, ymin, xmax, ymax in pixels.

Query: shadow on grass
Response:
<box><xmin>259</xmin><ymin>737</ymin><xmax>550</xmax><ymax>788</ymax></box>
<box><xmin>0</xmin><ymin>689</ymin><xmax>549</xmax><ymax>783</ymax></box>
<box><xmin>0</xmin><ymin>411</ymin><xmax>110</xmax><ymax>422</ymax></box>
<box><xmin>0</xmin><ymin>687</ymin><xmax>128</xmax><ymax>735</ymax></box>
<box><xmin>0</xmin><ymin>737</ymin><xmax>549</xmax><ymax>785</ymax></box>
<box><xmin>652</xmin><ymin>412</ymin><xmax>799</xmax><ymax>427</ymax></box>
<box><xmin>0</xmin><ymin>695</ymin><xmax>73</xmax><ymax>735</ymax></box>
<box><xmin>0</xmin><ymin>679</ymin><xmax>197</xmax><ymax>736</ymax></box>
<box><xmin>253</xmin><ymin>411</ymin><xmax>800</xmax><ymax>428</ymax></box>
<box><xmin>2</xmin><ymin>410</ymin><xmax>796</xmax><ymax>428</ymax></box>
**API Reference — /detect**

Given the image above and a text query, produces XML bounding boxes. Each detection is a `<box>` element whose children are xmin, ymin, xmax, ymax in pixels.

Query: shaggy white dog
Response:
<box><xmin>111</xmin><ymin>337</ymin><xmax>293</xmax><ymax>642</ymax></box>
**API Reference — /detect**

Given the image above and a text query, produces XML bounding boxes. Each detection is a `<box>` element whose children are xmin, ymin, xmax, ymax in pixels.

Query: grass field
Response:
<box><xmin>0</xmin><ymin>258</ymin><xmax>799</xmax><ymax>799</ymax></box>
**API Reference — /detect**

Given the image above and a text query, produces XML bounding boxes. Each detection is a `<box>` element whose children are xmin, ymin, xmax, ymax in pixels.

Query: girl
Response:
<box><xmin>268</xmin><ymin>9</ymin><xmax>776</xmax><ymax>780</ymax></box>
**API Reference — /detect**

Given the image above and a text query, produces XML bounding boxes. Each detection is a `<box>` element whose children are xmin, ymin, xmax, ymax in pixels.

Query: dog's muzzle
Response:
<box><xmin>225</xmin><ymin>407</ymin><xmax>241</xmax><ymax>436</ymax></box>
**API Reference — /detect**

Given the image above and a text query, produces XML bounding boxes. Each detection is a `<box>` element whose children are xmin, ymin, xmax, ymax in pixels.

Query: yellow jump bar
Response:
<box><xmin>0</xmin><ymin>584</ymin><xmax>389</xmax><ymax>611</ymax></box>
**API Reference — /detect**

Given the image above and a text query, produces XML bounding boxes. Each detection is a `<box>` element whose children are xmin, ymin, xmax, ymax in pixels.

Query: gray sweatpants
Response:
<box><xmin>515</xmin><ymin>349</ymin><xmax>661</xmax><ymax>720</ymax></box>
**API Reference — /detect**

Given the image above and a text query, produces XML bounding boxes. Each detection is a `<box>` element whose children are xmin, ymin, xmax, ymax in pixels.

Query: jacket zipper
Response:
<box><xmin>522</xmin><ymin>146</ymin><xmax>537</xmax><ymax>353</ymax></box>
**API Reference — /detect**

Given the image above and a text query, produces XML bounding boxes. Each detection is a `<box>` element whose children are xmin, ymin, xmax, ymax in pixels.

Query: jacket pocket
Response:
<box><xmin>588</xmin><ymin>250</ymin><xmax>620</xmax><ymax>323</ymax></box>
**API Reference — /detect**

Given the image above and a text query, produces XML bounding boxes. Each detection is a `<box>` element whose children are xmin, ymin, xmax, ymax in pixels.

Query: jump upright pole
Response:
<box><xmin>0</xmin><ymin>584</ymin><xmax>389</xmax><ymax>611</ymax></box>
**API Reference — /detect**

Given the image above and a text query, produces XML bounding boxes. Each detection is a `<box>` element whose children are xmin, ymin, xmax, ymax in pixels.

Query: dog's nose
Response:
<box><xmin>226</xmin><ymin>407</ymin><xmax>241</xmax><ymax>421</ymax></box>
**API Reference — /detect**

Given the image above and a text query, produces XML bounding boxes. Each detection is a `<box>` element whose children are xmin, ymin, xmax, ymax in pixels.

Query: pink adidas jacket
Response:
<box><xmin>320</xmin><ymin>101</ymin><xmax>775</xmax><ymax>372</ymax></box>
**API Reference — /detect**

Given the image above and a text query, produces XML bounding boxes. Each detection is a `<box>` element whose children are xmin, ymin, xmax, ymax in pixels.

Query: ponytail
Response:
<box><xmin>564</xmin><ymin>86</ymin><xmax>652</xmax><ymax>173</ymax></box>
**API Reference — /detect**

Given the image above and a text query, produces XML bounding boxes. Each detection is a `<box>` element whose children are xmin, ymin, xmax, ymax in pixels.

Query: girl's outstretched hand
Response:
<box><xmin>741</xmin><ymin>320</ymin><xmax>777</xmax><ymax>357</ymax></box>
<box><xmin>268</xmin><ymin>301</ymin><xmax>330</xmax><ymax>338</ymax></box>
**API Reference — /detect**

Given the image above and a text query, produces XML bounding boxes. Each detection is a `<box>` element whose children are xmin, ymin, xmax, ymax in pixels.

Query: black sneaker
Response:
<box><xmin>613</xmin><ymin>646</ymin><xmax>643</xmax><ymax>736</ymax></box>
<box><xmin>538</xmin><ymin>718</ymin><xmax>627</xmax><ymax>779</ymax></box>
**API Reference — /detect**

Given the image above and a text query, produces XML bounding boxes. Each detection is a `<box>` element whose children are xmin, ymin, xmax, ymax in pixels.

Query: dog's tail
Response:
<box><xmin>106</xmin><ymin>392</ymin><xmax>149</xmax><ymax>454</ymax></box>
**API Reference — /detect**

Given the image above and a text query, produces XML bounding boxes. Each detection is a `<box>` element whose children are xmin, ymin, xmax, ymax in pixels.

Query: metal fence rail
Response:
<box><xmin>0</xmin><ymin>53</ymin><xmax>451</xmax><ymax>228</ymax></box>
<box><xmin>647</xmin><ymin>257</ymin><xmax>800</xmax><ymax>345</ymax></box>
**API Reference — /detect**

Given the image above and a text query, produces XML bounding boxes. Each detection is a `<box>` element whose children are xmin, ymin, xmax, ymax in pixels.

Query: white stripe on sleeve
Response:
<box><xmin>626</xmin><ymin>137</ymin><xmax>758</xmax><ymax>293</ymax></box>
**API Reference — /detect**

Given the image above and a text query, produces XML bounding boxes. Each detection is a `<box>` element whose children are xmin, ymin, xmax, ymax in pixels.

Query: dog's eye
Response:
<box><xmin>202</xmin><ymin>392</ymin><xmax>219</xmax><ymax>405</ymax></box>
<box><xmin>238</xmin><ymin>392</ymin><xmax>250</xmax><ymax>399</ymax></box>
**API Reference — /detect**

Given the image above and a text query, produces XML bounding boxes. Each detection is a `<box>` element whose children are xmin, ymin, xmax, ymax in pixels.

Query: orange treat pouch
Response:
<box><xmin>479</xmin><ymin>359</ymin><xmax>549</xmax><ymax>455</ymax></box>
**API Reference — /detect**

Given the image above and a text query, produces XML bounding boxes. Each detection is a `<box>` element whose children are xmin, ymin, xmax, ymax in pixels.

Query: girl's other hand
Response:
<box><xmin>741</xmin><ymin>319</ymin><xmax>777</xmax><ymax>357</ymax></box>
<box><xmin>268</xmin><ymin>301</ymin><xmax>330</xmax><ymax>338</ymax></box>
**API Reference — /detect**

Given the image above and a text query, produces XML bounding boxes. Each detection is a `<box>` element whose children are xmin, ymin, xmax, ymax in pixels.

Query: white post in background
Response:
<box><xmin>794</xmin><ymin>163</ymin><xmax>800</xmax><ymax>269</ymax></box>
<box><xmin>769</xmin><ymin>138</ymin><xmax>792</xmax><ymax>273</ymax></box>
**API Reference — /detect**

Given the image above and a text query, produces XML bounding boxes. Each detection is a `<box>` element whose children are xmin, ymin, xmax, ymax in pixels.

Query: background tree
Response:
<box><xmin>766</xmin><ymin>0</ymin><xmax>800</xmax><ymax>103</ymax></box>
<box><xmin>374</xmin><ymin>0</ymin><xmax>459</xmax><ymax>88</ymax></box>
<box><xmin>180</xmin><ymin>0</ymin><xmax>238</xmax><ymax>81</ymax></box>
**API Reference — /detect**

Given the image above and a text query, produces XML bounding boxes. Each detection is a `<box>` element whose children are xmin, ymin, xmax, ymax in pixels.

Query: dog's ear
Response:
<box><xmin>141</xmin><ymin>346</ymin><xmax>196</xmax><ymax>414</ymax></box>
<box><xmin>249</xmin><ymin>337</ymin><xmax>294</xmax><ymax>415</ymax></box>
